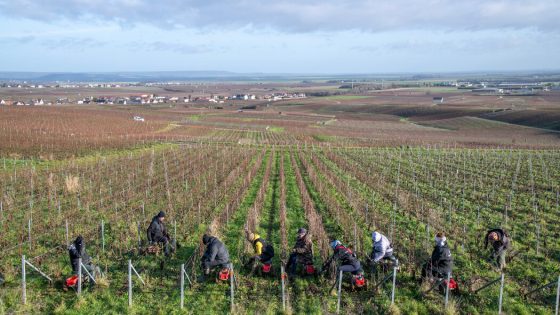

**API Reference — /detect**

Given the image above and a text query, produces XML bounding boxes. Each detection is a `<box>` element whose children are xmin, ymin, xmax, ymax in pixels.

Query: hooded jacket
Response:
<box><xmin>147</xmin><ymin>213</ymin><xmax>168</xmax><ymax>243</ymax></box>
<box><xmin>68</xmin><ymin>237</ymin><xmax>92</xmax><ymax>274</ymax></box>
<box><xmin>484</xmin><ymin>229</ymin><xmax>510</xmax><ymax>253</ymax></box>
<box><xmin>202</xmin><ymin>236</ymin><xmax>230</xmax><ymax>265</ymax></box>
<box><xmin>372</xmin><ymin>234</ymin><xmax>394</xmax><ymax>262</ymax></box>
<box><xmin>430</xmin><ymin>242</ymin><xmax>453</xmax><ymax>276</ymax></box>
<box><xmin>252</xmin><ymin>234</ymin><xmax>274</xmax><ymax>258</ymax></box>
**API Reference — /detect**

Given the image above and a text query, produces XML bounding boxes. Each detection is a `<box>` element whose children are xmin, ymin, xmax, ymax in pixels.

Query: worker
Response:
<box><xmin>287</xmin><ymin>228</ymin><xmax>314</xmax><ymax>276</ymax></box>
<box><xmin>244</xmin><ymin>230</ymin><xmax>275</xmax><ymax>275</ymax></box>
<box><xmin>370</xmin><ymin>231</ymin><xmax>399</xmax><ymax>274</ymax></box>
<box><xmin>422</xmin><ymin>232</ymin><xmax>453</xmax><ymax>280</ymax></box>
<box><xmin>322</xmin><ymin>240</ymin><xmax>362</xmax><ymax>275</ymax></box>
<box><xmin>201</xmin><ymin>234</ymin><xmax>230</xmax><ymax>278</ymax></box>
<box><xmin>147</xmin><ymin>211</ymin><xmax>175</xmax><ymax>256</ymax></box>
<box><xmin>68</xmin><ymin>236</ymin><xmax>100</xmax><ymax>280</ymax></box>
<box><xmin>485</xmin><ymin>228</ymin><xmax>510</xmax><ymax>270</ymax></box>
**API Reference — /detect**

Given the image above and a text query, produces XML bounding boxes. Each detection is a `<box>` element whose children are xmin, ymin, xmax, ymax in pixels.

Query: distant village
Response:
<box><xmin>0</xmin><ymin>90</ymin><xmax>306</xmax><ymax>107</ymax></box>
<box><xmin>455</xmin><ymin>82</ymin><xmax>554</xmax><ymax>95</ymax></box>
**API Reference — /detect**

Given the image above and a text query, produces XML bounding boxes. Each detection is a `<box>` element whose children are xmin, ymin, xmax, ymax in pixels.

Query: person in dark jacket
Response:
<box><xmin>323</xmin><ymin>240</ymin><xmax>362</xmax><ymax>275</ymax></box>
<box><xmin>0</xmin><ymin>272</ymin><xmax>4</xmax><ymax>286</ymax></box>
<box><xmin>244</xmin><ymin>230</ymin><xmax>275</xmax><ymax>275</ymax></box>
<box><xmin>68</xmin><ymin>236</ymin><xmax>100</xmax><ymax>280</ymax></box>
<box><xmin>485</xmin><ymin>228</ymin><xmax>510</xmax><ymax>270</ymax></box>
<box><xmin>422</xmin><ymin>232</ymin><xmax>453</xmax><ymax>279</ymax></box>
<box><xmin>147</xmin><ymin>211</ymin><xmax>175</xmax><ymax>256</ymax></box>
<box><xmin>201</xmin><ymin>234</ymin><xmax>230</xmax><ymax>276</ymax></box>
<box><xmin>287</xmin><ymin>228</ymin><xmax>314</xmax><ymax>276</ymax></box>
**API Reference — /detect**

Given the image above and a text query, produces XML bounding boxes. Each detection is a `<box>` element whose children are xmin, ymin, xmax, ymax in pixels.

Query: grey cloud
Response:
<box><xmin>0</xmin><ymin>0</ymin><xmax>559</xmax><ymax>33</ymax></box>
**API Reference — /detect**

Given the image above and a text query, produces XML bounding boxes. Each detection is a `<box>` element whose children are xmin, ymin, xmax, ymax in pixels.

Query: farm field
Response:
<box><xmin>1</xmin><ymin>87</ymin><xmax>560</xmax><ymax>314</ymax></box>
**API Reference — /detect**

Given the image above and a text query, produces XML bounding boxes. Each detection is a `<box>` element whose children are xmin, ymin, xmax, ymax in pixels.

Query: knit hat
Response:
<box><xmin>157</xmin><ymin>211</ymin><xmax>166</xmax><ymax>218</ymax></box>
<box><xmin>202</xmin><ymin>234</ymin><xmax>212</xmax><ymax>245</ymax></box>
<box><xmin>297</xmin><ymin>228</ymin><xmax>307</xmax><ymax>235</ymax></box>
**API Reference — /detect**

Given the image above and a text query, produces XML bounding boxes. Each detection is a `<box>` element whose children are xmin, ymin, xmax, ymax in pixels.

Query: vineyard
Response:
<box><xmin>1</xmin><ymin>137</ymin><xmax>559</xmax><ymax>314</ymax></box>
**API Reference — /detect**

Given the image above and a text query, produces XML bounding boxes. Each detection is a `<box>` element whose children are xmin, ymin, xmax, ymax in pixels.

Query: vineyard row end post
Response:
<box><xmin>498</xmin><ymin>273</ymin><xmax>505</xmax><ymax>315</ymax></box>
<box><xmin>445</xmin><ymin>271</ymin><xmax>451</xmax><ymax>308</ymax></box>
<box><xmin>391</xmin><ymin>266</ymin><xmax>397</xmax><ymax>305</ymax></box>
<box><xmin>180</xmin><ymin>264</ymin><xmax>185</xmax><ymax>309</ymax></box>
<box><xmin>230</xmin><ymin>264</ymin><xmax>235</xmax><ymax>312</ymax></box>
<box><xmin>337</xmin><ymin>270</ymin><xmax>343</xmax><ymax>314</ymax></box>
<box><xmin>555</xmin><ymin>275</ymin><xmax>559</xmax><ymax>315</ymax></box>
<box><xmin>21</xmin><ymin>255</ymin><xmax>26</xmax><ymax>304</ymax></box>
<box><xmin>77</xmin><ymin>258</ymin><xmax>82</xmax><ymax>296</ymax></box>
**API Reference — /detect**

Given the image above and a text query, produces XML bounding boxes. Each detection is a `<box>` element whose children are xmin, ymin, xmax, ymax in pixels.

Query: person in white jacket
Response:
<box><xmin>370</xmin><ymin>231</ymin><xmax>399</xmax><ymax>274</ymax></box>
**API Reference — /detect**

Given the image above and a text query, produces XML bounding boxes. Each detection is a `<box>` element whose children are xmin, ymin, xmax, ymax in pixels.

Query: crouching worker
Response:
<box><xmin>147</xmin><ymin>211</ymin><xmax>176</xmax><ymax>256</ymax></box>
<box><xmin>323</xmin><ymin>240</ymin><xmax>365</xmax><ymax>291</ymax></box>
<box><xmin>323</xmin><ymin>240</ymin><xmax>363</xmax><ymax>275</ymax></box>
<box><xmin>200</xmin><ymin>234</ymin><xmax>230</xmax><ymax>281</ymax></box>
<box><xmin>422</xmin><ymin>232</ymin><xmax>453</xmax><ymax>280</ymax></box>
<box><xmin>68</xmin><ymin>236</ymin><xmax>101</xmax><ymax>281</ymax></box>
<box><xmin>485</xmin><ymin>228</ymin><xmax>510</xmax><ymax>271</ymax></box>
<box><xmin>287</xmin><ymin>228</ymin><xmax>314</xmax><ymax>276</ymax></box>
<box><xmin>244</xmin><ymin>230</ymin><xmax>275</xmax><ymax>276</ymax></box>
<box><xmin>370</xmin><ymin>231</ymin><xmax>399</xmax><ymax>274</ymax></box>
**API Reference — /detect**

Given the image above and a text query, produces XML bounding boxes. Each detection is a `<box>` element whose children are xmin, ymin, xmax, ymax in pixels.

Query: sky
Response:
<box><xmin>0</xmin><ymin>0</ymin><xmax>559</xmax><ymax>73</ymax></box>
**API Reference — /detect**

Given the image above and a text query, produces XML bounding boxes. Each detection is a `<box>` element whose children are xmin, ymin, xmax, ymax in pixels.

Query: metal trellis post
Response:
<box><xmin>78</xmin><ymin>258</ymin><xmax>82</xmax><ymax>296</ymax></box>
<box><xmin>21</xmin><ymin>255</ymin><xmax>26</xmax><ymax>304</ymax></box>
<box><xmin>391</xmin><ymin>266</ymin><xmax>397</xmax><ymax>305</ymax></box>
<box><xmin>337</xmin><ymin>270</ymin><xmax>343</xmax><ymax>314</ymax></box>
<box><xmin>498</xmin><ymin>273</ymin><xmax>505</xmax><ymax>314</ymax></box>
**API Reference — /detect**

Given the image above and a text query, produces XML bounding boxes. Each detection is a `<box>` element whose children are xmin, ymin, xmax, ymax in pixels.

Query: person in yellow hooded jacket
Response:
<box><xmin>245</xmin><ymin>229</ymin><xmax>275</xmax><ymax>275</ymax></box>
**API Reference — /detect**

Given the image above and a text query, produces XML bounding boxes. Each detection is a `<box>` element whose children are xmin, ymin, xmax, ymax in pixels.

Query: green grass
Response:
<box><xmin>1</xmin><ymin>146</ymin><xmax>559</xmax><ymax>314</ymax></box>
<box><xmin>267</xmin><ymin>127</ymin><xmax>284</xmax><ymax>133</ymax></box>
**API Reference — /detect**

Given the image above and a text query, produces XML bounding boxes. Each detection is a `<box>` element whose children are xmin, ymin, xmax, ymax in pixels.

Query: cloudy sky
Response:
<box><xmin>0</xmin><ymin>0</ymin><xmax>559</xmax><ymax>73</ymax></box>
